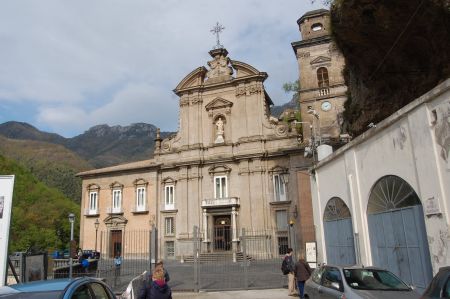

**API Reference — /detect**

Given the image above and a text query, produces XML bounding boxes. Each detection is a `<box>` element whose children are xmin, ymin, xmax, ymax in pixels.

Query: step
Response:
<box><xmin>181</xmin><ymin>252</ymin><xmax>252</xmax><ymax>263</ymax></box>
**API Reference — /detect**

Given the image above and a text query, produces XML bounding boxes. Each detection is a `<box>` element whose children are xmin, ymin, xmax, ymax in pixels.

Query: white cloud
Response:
<box><xmin>0</xmin><ymin>0</ymin><xmax>325</xmax><ymax>137</ymax></box>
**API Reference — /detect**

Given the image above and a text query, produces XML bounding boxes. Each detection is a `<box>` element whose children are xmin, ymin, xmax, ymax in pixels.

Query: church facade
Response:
<box><xmin>77</xmin><ymin>47</ymin><xmax>314</xmax><ymax>259</ymax></box>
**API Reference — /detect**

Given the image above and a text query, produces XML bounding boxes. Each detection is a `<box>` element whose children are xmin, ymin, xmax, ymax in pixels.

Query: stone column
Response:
<box><xmin>231</xmin><ymin>207</ymin><xmax>238</xmax><ymax>242</ymax></box>
<box><xmin>231</xmin><ymin>206</ymin><xmax>239</xmax><ymax>262</ymax></box>
<box><xmin>203</xmin><ymin>209</ymin><xmax>208</xmax><ymax>242</ymax></box>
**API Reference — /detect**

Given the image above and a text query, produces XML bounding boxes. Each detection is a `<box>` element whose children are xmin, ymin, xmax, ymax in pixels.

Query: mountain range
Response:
<box><xmin>0</xmin><ymin>121</ymin><xmax>172</xmax><ymax>168</ymax></box>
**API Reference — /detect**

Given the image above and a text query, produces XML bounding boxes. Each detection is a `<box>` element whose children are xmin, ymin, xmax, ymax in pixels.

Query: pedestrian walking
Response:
<box><xmin>283</xmin><ymin>248</ymin><xmax>297</xmax><ymax>296</ymax></box>
<box><xmin>138</xmin><ymin>267</ymin><xmax>172</xmax><ymax>299</ymax></box>
<box><xmin>114</xmin><ymin>252</ymin><xmax>122</xmax><ymax>286</ymax></box>
<box><xmin>294</xmin><ymin>253</ymin><xmax>312</xmax><ymax>299</ymax></box>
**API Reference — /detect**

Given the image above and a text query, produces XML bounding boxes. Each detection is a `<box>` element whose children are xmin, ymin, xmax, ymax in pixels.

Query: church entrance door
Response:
<box><xmin>213</xmin><ymin>215</ymin><xmax>231</xmax><ymax>251</ymax></box>
<box><xmin>110</xmin><ymin>230</ymin><xmax>122</xmax><ymax>258</ymax></box>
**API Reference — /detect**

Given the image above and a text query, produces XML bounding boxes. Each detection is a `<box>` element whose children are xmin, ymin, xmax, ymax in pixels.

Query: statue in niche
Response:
<box><xmin>215</xmin><ymin>117</ymin><xmax>225</xmax><ymax>143</ymax></box>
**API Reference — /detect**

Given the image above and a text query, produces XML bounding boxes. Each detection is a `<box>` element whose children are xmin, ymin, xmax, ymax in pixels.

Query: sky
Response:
<box><xmin>0</xmin><ymin>1</ymin><xmax>325</xmax><ymax>138</ymax></box>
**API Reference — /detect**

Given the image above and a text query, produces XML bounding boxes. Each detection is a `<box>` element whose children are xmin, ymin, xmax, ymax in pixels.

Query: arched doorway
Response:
<box><xmin>367</xmin><ymin>175</ymin><xmax>432</xmax><ymax>292</ymax></box>
<box><xmin>323</xmin><ymin>197</ymin><xmax>356</xmax><ymax>265</ymax></box>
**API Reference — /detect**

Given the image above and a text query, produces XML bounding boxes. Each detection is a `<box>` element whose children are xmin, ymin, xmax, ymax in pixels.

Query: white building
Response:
<box><xmin>310</xmin><ymin>79</ymin><xmax>450</xmax><ymax>292</ymax></box>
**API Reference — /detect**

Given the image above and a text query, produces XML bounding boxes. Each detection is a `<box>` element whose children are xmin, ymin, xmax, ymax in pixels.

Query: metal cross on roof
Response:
<box><xmin>210</xmin><ymin>22</ymin><xmax>225</xmax><ymax>49</ymax></box>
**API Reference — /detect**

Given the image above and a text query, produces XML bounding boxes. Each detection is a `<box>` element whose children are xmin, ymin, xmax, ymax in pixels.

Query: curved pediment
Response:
<box><xmin>103</xmin><ymin>215</ymin><xmax>128</xmax><ymax>225</ymax></box>
<box><xmin>231</xmin><ymin>60</ymin><xmax>265</xmax><ymax>78</ymax></box>
<box><xmin>269</xmin><ymin>166</ymin><xmax>289</xmax><ymax>173</ymax></box>
<box><xmin>174</xmin><ymin>66</ymin><xmax>207</xmax><ymax>94</ymax></box>
<box><xmin>205</xmin><ymin>97</ymin><xmax>233</xmax><ymax>111</ymax></box>
<box><xmin>208</xmin><ymin>164</ymin><xmax>232</xmax><ymax>175</ymax></box>
<box><xmin>109</xmin><ymin>181</ymin><xmax>124</xmax><ymax>189</ymax></box>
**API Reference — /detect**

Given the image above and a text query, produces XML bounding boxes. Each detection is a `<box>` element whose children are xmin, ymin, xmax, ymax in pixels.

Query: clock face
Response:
<box><xmin>321</xmin><ymin>101</ymin><xmax>332</xmax><ymax>111</ymax></box>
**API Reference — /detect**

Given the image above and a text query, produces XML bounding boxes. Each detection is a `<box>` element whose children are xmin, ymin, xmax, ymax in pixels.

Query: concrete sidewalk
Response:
<box><xmin>173</xmin><ymin>288</ymin><xmax>292</xmax><ymax>299</ymax></box>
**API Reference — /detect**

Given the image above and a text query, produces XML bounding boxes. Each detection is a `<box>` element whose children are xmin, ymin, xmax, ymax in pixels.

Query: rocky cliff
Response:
<box><xmin>330</xmin><ymin>0</ymin><xmax>450</xmax><ymax>136</ymax></box>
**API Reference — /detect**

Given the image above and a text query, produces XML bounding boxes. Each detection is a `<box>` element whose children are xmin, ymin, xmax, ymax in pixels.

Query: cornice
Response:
<box><xmin>291</xmin><ymin>35</ymin><xmax>332</xmax><ymax>52</ymax></box>
<box><xmin>174</xmin><ymin>73</ymin><xmax>268</xmax><ymax>96</ymax></box>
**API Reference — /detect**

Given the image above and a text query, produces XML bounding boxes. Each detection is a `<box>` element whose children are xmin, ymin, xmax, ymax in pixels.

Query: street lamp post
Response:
<box><xmin>94</xmin><ymin>218</ymin><xmax>100</xmax><ymax>253</ymax></box>
<box><xmin>68</xmin><ymin>213</ymin><xmax>75</xmax><ymax>279</ymax></box>
<box><xmin>289</xmin><ymin>205</ymin><xmax>298</xmax><ymax>256</ymax></box>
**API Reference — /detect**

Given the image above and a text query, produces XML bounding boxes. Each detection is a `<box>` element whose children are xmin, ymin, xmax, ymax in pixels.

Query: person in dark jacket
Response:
<box><xmin>294</xmin><ymin>253</ymin><xmax>312</xmax><ymax>299</ymax></box>
<box><xmin>284</xmin><ymin>248</ymin><xmax>297</xmax><ymax>296</ymax></box>
<box><xmin>139</xmin><ymin>268</ymin><xmax>172</xmax><ymax>299</ymax></box>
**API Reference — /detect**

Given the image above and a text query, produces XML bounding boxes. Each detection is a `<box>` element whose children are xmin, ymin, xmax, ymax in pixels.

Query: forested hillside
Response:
<box><xmin>0</xmin><ymin>155</ymin><xmax>80</xmax><ymax>252</ymax></box>
<box><xmin>0</xmin><ymin>136</ymin><xmax>92</xmax><ymax>203</ymax></box>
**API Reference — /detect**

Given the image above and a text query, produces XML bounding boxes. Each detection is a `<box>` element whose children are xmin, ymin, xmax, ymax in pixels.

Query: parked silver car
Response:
<box><xmin>304</xmin><ymin>264</ymin><xmax>420</xmax><ymax>299</ymax></box>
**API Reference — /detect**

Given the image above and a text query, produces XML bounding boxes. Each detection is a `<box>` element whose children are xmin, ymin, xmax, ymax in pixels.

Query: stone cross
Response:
<box><xmin>210</xmin><ymin>22</ymin><xmax>225</xmax><ymax>49</ymax></box>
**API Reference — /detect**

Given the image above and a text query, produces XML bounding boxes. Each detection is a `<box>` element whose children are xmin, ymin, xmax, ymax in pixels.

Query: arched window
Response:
<box><xmin>311</xmin><ymin>23</ymin><xmax>323</xmax><ymax>32</ymax></box>
<box><xmin>323</xmin><ymin>197</ymin><xmax>351</xmax><ymax>221</ymax></box>
<box><xmin>367</xmin><ymin>175</ymin><xmax>421</xmax><ymax>214</ymax></box>
<box><xmin>317</xmin><ymin>67</ymin><xmax>329</xmax><ymax>88</ymax></box>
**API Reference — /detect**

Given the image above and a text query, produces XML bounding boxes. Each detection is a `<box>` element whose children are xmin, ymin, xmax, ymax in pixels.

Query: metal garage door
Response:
<box><xmin>367</xmin><ymin>175</ymin><xmax>433</xmax><ymax>293</ymax></box>
<box><xmin>323</xmin><ymin>197</ymin><xmax>356</xmax><ymax>265</ymax></box>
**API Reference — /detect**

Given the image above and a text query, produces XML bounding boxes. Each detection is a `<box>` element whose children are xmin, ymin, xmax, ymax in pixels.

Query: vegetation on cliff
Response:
<box><xmin>328</xmin><ymin>0</ymin><xmax>450</xmax><ymax>136</ymax></box>
<box><xmin>0</xmin><ymin>155</ymin><xmax>80</xmax><ymax>253</ymax></box>
<box><xmin>0</xmin><ymin>136</ymin><xmax>92</xmax><ymax>203</ymax></box>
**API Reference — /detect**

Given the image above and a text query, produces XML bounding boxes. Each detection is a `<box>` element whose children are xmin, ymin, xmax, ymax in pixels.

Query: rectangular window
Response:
<box><xmin>136</xmin><ymin>187</ymin><xmax>146</xmax><ymax>211</ymax></box>
<box><xmin>89</xmin><ymin>191</ymin><xmax>98</xmax><ymax>213</ymax></box>
<box><xmin>278</xmin><ymin>236</ymin><xmax>289</xmax><ymax>255</ymax></box>
<box><xmin>112</xmin><ymin>190</ymin><xmax>121</xmax><ymax>213</ymax></box>
<box><xmin>165</xmin><ymin>217</ymin><xmax>174</xmax><ymax>236</ymax></box>
<box><xmin>166</xmin><ymin>241</ymin><xmax>175</xmax><ymax>257</ymax></box>
<box><xmin>276</xmin><ymin>210</ymin><xmax>288</xmax><ymax>231</ymax></box>
<box><xmin>165</xmin><ymin>185</ymin><xmax>174</xmax><ymax>210</ymax></box>
<box><xmin>214</xmin><ymin>176</ymin><xmax>227</xmax><ymax>198</ymax></box>
<box><xmin>273</xmin><ymin>174</ymin><xmax>287</xmax><ymax>201</ymax></box>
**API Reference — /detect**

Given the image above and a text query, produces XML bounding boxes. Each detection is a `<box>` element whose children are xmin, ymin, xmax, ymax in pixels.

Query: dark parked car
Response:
<box><xmin>421</xmin><ymin>266</ymin><xmax>450</xmax><ymax>298</ymax></box>
<box><xmin>0</xmin><ymin>277</ymin><xmax>116</xmax><ymax>298</ymax></box>
<box><xmin>304</xmin><ymin>264</ymin><xmax>420</xmax><ymax>299</ymax></box>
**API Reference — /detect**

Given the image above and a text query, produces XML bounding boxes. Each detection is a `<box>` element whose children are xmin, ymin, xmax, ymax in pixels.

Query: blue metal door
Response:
<box><xmin>324</xmin><ymin>218</ymin><xmax>356</xmax><ymax>265</ymax></box>
<box><xmin>323</xmin><ymin>197</ymin><xmax>356</xmax><ymax>265</ymax></box>
<box><xmin>368</xmin><ymin>205</ymin><xmax>433</xmax><ymax>293</ymax></box>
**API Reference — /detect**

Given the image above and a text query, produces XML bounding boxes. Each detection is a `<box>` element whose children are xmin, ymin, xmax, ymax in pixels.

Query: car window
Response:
<box><xmin>322</xmin><ymin>267</ymin><xmax>342</xmax><ymax>291</ymax></box>
<box><xmin>343</xmin><ymin>268</ymin><xmax>410</xmax><ymax>291</ymax></box>
<box><xmin>311</xmin><ymin>266</ymin><xmax>325</xmax><ymax>284</ymax></box>
<box><xmin>71</xmin><ymin>285</ymin><xmax>93</xmax><ymax>299</ymax></box>
<box><xmin>90</xmin><ymin>283</ymin><xmax>110</xmax><ymax>299</ymax></box>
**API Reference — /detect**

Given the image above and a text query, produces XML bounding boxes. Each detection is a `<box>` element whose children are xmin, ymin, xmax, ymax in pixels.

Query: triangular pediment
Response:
<box><xmin>310</xmin><ymin>56</ymin><xmax>331</xmax><ymax>65</ymax></box>
<box><xmin>205</xmin><ymin>97</ymin><xmax>233</xmax><ymax>111</ymax></box>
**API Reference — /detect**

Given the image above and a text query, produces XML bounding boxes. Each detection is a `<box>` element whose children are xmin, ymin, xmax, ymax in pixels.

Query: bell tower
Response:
<box><xmin>292</xmin><ymin>9</ymin><xmax>348</xmax><ymax>143</ymax></box>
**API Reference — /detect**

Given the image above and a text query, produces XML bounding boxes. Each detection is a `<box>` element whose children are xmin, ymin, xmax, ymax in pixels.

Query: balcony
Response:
<box><xmin>84</xmin><ymin>208</ymin><xmax>99</xmax><ymax>217</ymax></box>
<box><xmin>131</xmin><ymin>206</ymin><xmax>149</xmax><ymax>214</ymax></box>
<box><xmin>318</xmin><ymin>88</ymin><xmax>330</xmax><ymax>96</ymax></box>
<box><xmin>201</xmin><ymin>197</ymin><xmax>240</xmax><ymax>208</ymax></box>
<box><xmin>106</xmin><ymin>207</ymin><xmax>123</xmax><ymax>215</ymax></box>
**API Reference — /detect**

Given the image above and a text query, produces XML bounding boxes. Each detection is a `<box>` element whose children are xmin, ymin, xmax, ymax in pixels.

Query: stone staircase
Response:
<box><xmin>181</xmin><ymin>251</ymin><xmax>252</xmax><ymax>263</ymax></box>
